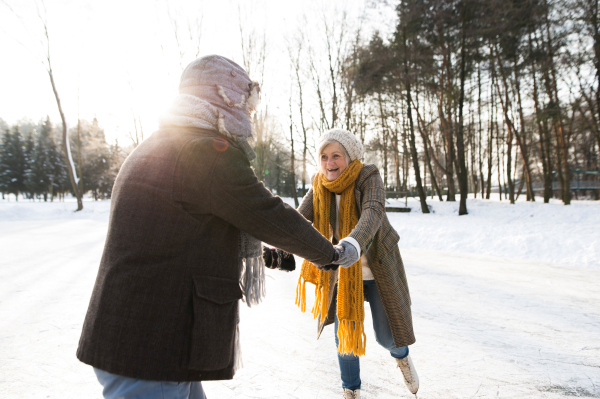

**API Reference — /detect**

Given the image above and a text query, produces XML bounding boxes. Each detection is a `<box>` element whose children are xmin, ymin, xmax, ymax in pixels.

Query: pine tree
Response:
<box><xmin>0</xmin><ymin>129</ymin><xmax>10</xmax><ymax>198</ymax></box>
<box><xmin>23</xmin><ymin>130</ymin><xmax>35</xmax><ymax>199</ymax></box>
<box><xmin>0</xmin><ymin>126</ymin><xmax>27</xmax><ymax>200</ymax></box>
<box><xmin>79</xmin><ymin>118</ymin><xmax>112</xmax><ymax>199</ymax></box>
<box><xmin>26</xmin><ymin>118</ymin><xmax>55</xmax><ymax>201</ymax></box>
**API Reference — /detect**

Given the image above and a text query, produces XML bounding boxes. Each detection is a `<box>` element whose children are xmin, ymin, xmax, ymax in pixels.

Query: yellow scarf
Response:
<box><xmin>295</xmin><ymin>160</ymin><xmax>366</xmax><ymax>356</ymax></box>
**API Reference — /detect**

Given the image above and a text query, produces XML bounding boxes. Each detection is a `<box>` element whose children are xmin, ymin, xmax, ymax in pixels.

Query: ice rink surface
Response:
<box><xmin>0</xmin><ymin>198</ymin><xmax>599</xmax><ymax>398</ymax></box>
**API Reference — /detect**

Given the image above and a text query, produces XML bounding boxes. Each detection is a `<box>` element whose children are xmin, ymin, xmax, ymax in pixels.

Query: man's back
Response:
<box><xmin>77</xmin><ymin>126</ymin><xmax>334</xmax><ymax>382</ymax></box>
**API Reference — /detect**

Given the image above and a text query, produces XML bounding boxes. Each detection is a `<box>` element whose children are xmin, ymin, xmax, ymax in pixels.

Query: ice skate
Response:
<box><xmin>343</xmin><ymin>388</ymin><xmax>361</xmax><ymax>398</ymax></box>
<box><xmin>396</xmin><ymin>355</ymin><xmax>419</xmax><ymax>394</ymax></box>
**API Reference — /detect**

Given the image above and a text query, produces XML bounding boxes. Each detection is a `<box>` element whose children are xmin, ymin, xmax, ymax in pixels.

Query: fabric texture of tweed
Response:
<box><xmin>297</xmin><ymin>164</ymin><xmax>415</xmax><ymax>349</ymax></box>
<box><xmin>296</xmin><ymin>160</ymin><xmax>366</xmax><ymax>356</ymax></box>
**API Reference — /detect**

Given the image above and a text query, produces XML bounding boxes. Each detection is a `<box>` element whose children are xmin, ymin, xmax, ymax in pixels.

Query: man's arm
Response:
<box><xmin>182</xmin><ymin>139</ymin><xmax>334</xmax><ymax>266</ymax></box>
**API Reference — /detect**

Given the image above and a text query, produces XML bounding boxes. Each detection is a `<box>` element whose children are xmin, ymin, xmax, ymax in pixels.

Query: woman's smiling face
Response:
<box><xmin>320</xmin><ymin>142</ymin><xmax>348</xmax><ymax>181</ymax></box>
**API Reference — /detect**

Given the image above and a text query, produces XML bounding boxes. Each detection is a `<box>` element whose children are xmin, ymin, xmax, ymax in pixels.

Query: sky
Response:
<box><xmin>0</xmin><ymin>0</ymin><xmax>396</xmax><ymax>144</ymax></box>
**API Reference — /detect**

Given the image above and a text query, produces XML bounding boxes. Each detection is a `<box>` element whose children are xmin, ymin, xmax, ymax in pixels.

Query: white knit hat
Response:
<box><xmin>318</xmin><ymin>129</ymin><xmax>364</xmax><ymax>162</ymax></box>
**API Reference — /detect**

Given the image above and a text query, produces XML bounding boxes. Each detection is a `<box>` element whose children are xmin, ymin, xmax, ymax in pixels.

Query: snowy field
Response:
<box><xmin>0</xmin><ymin>196</ymin><xmax>599</xmax><ymax>398</ymax></box>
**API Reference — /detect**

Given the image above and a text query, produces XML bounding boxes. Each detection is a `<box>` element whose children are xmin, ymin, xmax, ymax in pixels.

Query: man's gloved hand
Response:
<box><xmin>319</xmin><ymin>241</ymin><xmax>359</xmax><ymax>271</ymax></box>
<box><xmin>263</xmin><ymin>247</ymin><xmax>295</xmax><ymax>272</ymax></box>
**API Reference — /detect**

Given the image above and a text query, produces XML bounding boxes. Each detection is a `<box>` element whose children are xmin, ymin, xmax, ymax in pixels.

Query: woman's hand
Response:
<box><xmin>319</xmin><ymin>241</ymin><xmax>359</xmax><ymax>271</ymax></box>
<box><xmin>334</xmin><ymin>241</ymin><xmax>360</xmax><ymax>268</ymax></box>
<box><xmin>263</xmin><ymin>247</ymin><xmax>296</xmax><ymax>272</ymax></box>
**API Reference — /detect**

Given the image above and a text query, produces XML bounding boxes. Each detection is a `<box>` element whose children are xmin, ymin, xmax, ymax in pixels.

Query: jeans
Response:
<box><xmin>94</xmin><ymin>368</ymin><xmax>207</xmax><ymax>399</ymax></box>
<box><xmin>334</xmin><ymin>279</ymin><xmax>409</xmax><ymax>391</ymax></box>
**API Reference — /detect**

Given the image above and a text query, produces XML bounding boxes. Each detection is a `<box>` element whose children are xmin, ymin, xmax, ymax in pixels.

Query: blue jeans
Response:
<box><xmin>334</xmin><ymin>280</ymin><xmax>409</xmax><ymax>391</ymax></box>
<box><xmin>94</xmin><ymin>368</ymin><xmax>207</xmax><ymax>399</ymax></box>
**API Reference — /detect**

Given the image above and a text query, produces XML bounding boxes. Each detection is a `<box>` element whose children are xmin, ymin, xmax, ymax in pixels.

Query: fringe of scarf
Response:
<box><xmin>233</xmin><ymin>230</ymin><xmax>267</xmax><ymax>372</ymax></box>
<box><xmin>295</xmin><ymin>160</ymin><xmax>366</xmax><ymax>356</ymax></box>
<box><xmin>240</xmin><ymin>255</ymin><xmax>266</xmax><ymax>306</ymax></box>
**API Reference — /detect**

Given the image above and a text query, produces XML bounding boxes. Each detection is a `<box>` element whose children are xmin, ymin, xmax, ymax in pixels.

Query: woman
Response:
<box><xmin>295</xmin><ymin>129</ymin><xmax>418</xmax><ymax>399</ymax></box>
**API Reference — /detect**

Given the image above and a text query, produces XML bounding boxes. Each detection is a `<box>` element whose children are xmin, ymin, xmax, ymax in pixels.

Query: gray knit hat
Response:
<box><xmin>318</xmin><ymin>129</ymin><xmax>364</xmax><ymax>162</ymax></box>
<box><xmin>178</xmin><ymin>55</ymin><xmax>260</xmax><ymax>139</ymax></box>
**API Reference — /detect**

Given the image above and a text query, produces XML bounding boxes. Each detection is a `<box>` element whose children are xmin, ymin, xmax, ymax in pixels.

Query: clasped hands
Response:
<box><xmin>262</xmin><ymin>240</ymin><xmax>359</xmax><ymax>272</ymax></box>
<box><xmin>319</xmin><ymin>241</ymin><xmax>360</xmax><ymax>271</ymax></box>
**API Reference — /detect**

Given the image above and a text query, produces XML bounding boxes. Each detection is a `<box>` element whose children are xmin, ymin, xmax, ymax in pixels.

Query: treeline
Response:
<box><xmin>255</xmin><ymin>0</ymin><xmax>600</xmax><ymax>213</ymax></box>
<box><xmin>3</xmin><ymin>0</ymin><xmax>600</xmax><ymax>210</ymax></box>
<box><xmin>0</xmin><ymin>117</ymin><xmax>124</xmax><ymax>201</ymax></box>
<box><xmin>353</xmin><ymin>0</ymin><xmax>600</xmax><ymax>211</ymax></box>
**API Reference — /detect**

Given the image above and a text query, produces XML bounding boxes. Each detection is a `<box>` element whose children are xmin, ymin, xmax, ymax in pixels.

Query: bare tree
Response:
<box><xmin>37</xmin><ymin>2</ymin><xmax>83</xmax><ymax>211</ymax></box>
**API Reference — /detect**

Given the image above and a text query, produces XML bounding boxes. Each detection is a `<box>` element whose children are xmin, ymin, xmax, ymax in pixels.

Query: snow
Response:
<box><xmin>384</xmin><ymin>196</ymin><xmax>600</xmax><ymax>269</ymax></box>
<box><xmin>0</xmin><ymin>197</ymin><xmax>599</xmax><ymax>398</ymax></box>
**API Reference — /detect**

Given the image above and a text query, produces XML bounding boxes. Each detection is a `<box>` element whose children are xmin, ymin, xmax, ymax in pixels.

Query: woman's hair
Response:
<box><xmin>317</xmin><ymin>138</ymin><xmax>350</xmax><ymax>165</ymax></box>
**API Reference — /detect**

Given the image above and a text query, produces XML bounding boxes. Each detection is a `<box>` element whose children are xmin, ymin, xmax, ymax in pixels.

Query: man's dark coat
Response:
<box><xmin>76</xmin><ymin>127</ymin><xmax>334</xmax><ymax>382</ymax></box>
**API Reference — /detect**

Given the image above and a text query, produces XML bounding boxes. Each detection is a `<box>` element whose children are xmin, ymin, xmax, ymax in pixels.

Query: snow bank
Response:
<box><xmin>1</xmin><ymin>195</ymin><xmax>598</xmax><ymax>268</ymax></box>
<box><xmin>0</xmin><ymin>198</ymin><xmax>111</xmax><ymax>221</ymax></box>
<box><xmin>388</xmin><ymin>197</ymin><xmax>599</xmax><ymax>269</ymax></box>
<box><xmin>282</xmin><ymin>196</ymin><xmax>600</xmax><ymax>269</ymax></box>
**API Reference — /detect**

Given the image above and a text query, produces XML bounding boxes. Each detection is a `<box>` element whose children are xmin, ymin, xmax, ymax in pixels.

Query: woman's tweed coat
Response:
<box><xmin>298</xmin><ymin>164</ymin><xmax>415</xmax><ymax>348</ymax></box>
<box><xmin>76</xmin><ymin>127</ymin><xmax>334</xmax><ymax>382</ymax></box>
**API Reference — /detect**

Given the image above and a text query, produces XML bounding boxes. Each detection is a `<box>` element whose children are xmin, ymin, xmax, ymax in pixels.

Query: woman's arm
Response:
<box><xmin>347</xmin><ymin>170</ymin><xmax>386</xmax><ymax>254</ymax></box>
<box><xmin>297</xmin><ymin>186</ymin><xmax>314</xmax><ymax>222</ymax></box>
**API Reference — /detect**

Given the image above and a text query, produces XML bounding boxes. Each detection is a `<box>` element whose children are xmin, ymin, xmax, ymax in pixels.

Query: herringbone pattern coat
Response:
<box><xmin>298</xmin><ymin>164</ymin><xmax>415</xmax><ymax>348</ymax></box>
<box><xmin>76</xmin><ymin>127</ymin><xmax>335</xmax><ymax>382</ymax></box>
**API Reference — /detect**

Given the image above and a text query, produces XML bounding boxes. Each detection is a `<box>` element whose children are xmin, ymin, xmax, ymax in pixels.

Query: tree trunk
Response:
<box><xmin>289</xmin><ymin>93</ymin><xmax>298</xmax><ymax>207</ymax></box>
<box><xmin>478</xmin><ymin>62</ymin><xmax>485</xmax><ymax>198</ymax></box>
<box><xmin>589</xmin><ymin>0</ymin><xmax>600</xmax><ymax>153</ymax></box>
<box><xmin>377</xmin><ymin>93</ymin><xmax>389</xmax><ymax>189</ymax></box>
<box><xmin>544</xmin><ymin>7</ymin><xmax>571</xmax><ymax>204</ymax></box>
<box><xmin>513</xmin><ymin>59</ymin><xmax>535</xmax><ymax>201</ymax></box>
<box><xmin>529</xmin><ymin>31</ymin><xmax>553</xmax><ymax>203</ymax></box>
<box><xmin>402</xmin><ymin>26</ymin><xmax>429</xmax><ymax>213</ymax></box>
<box><xmin>455</xmin><ymin>18</ymin><xmax>469</xmax><ymax>214</ymax></box>
<box><xmin>414</xmin><ymin>95</ymin><xmax>444</xmax><ymax>201</ymax></box>
<box><xmin>294</xmin><ymin>62</ymin><xmax>309</xmax><ymax>197</ymax></box>
<box><xmin>492</xmin><ymin>45</ymin><xmax>515</xmax><ymax>203</ymax></box>
<box><xmin>48</xmin><ymin>65</ymin><xmax>83</xmax><ymax>211</ymax></box>
<box><xmin>438</xmin><ymin>39</ymin><xmax>456</xmax><ymax>201</ymax></box>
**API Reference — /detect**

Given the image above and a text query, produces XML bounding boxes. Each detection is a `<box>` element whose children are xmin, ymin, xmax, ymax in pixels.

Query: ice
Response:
<box><xmin>0</xmin><ymin>198</ymin><xmax>599</xmax><ymax>398</ymax></box>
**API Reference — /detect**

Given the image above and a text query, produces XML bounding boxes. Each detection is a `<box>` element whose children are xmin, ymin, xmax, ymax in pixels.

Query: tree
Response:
<box><xmin>26</xmin><ymin>117</ymin><xmax>55</xmax><ymax>200</ymax></box>
<box><xmin>0</xmin><ymin>126</ymin><xmax>27</xmax><ymax>200</ymax></box>
<box><xmin>395</xmin><ymin>0</ymin><xmax>431</xmax><ymax>213</ymax></box>
<box><xmin>34</xmin><ymin>3</ymin><xmax>84</xmax><ymax>209</ymax></box>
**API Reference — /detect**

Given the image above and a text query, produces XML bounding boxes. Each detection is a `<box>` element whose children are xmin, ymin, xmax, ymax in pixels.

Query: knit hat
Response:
<box><xmin>318</xmin><ymin>129</ymin><xmax>364</xmax><ymax>162</ymax></box>
<box><xmin>176</xmin><ymin>55</ymin><xmax>260</xmax><ymax>139</ymax></box>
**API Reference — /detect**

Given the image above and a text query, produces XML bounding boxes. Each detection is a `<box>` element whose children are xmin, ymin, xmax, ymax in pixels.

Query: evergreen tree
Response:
<box><xmin>79</xmin><ymin>118</ymin><xmax>112</xmax><ymax>199</ymax></box>
<box><xmin>0</xmin><ymin>128</ymin><xmax>10</xmax><ymax>198</ymax></box>
<box><xmin>0</xmin><ymin>126</ymin><xmax>27</xmax><ymax>200</ymax></box>
<box><xmin>26</xmin><ymin>118</ymin><xmax>56</xmax><ymax>201</ymax></box>
<box><xmin>48</xmin><ymin>124</ymin><xmax>67</xmax><ymax>201</ymax></box>
<box><xmin>23</xmin><ymin>130</ymin><xmax>35</xmax><ymax>199</ymax></box>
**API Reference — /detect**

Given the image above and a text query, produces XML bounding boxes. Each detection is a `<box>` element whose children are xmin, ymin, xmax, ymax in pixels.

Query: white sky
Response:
<box><xmin>0</xmin><ymin>0</ymin><xmax>396</xmax><ymax>144</ymax></box>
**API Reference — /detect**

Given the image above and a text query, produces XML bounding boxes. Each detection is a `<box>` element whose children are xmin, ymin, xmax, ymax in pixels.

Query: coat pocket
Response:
<box><xmin>188</xmin><ymin>275</ymin><xmax>242</xmax><ymax>371</ymax></box>
<box><xmin>379</xmin><ymin>225</ymin><xmax>400</xmax><ymax>251</ymax></box>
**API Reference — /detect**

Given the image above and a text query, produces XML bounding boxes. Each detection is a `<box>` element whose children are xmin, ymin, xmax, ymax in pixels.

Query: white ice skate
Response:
<box><xmin>396</xmin><ymin>355</ymin><xmax>419</xmax><ymax>394</ymax></box>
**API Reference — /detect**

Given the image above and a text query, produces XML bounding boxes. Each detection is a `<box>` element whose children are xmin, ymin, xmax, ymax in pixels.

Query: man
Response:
<box><xmin>76</xmin><ymin>55</ymin><xmax>355</xmax><ymax>399</ymax></box>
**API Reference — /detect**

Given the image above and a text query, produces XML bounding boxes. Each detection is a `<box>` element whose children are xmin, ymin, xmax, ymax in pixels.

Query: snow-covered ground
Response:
<box><xmin>0</xmin><ymin>197</ymin><xmax>599</xmax><ymax>398</ymax></box>
<box><xmin>385</xmin><ymin>195</ymin><xmax>600</xmax><ymax>269</ymax></box>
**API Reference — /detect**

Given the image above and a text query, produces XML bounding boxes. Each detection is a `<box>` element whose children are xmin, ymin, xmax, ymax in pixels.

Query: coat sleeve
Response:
<box><xmin>348</xmin><ymin>171</ymin><xmax>386</xmax><ymax>253</ymax></box>
<box><xmin>297</xmin><ymin>187</ymin><xmax>314</xmax><ymax>222</ymax></box>
<box><xmin>182</xmin><ymin>139</ymin><xmax>333</xmax><ymax>266</ymax></box>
